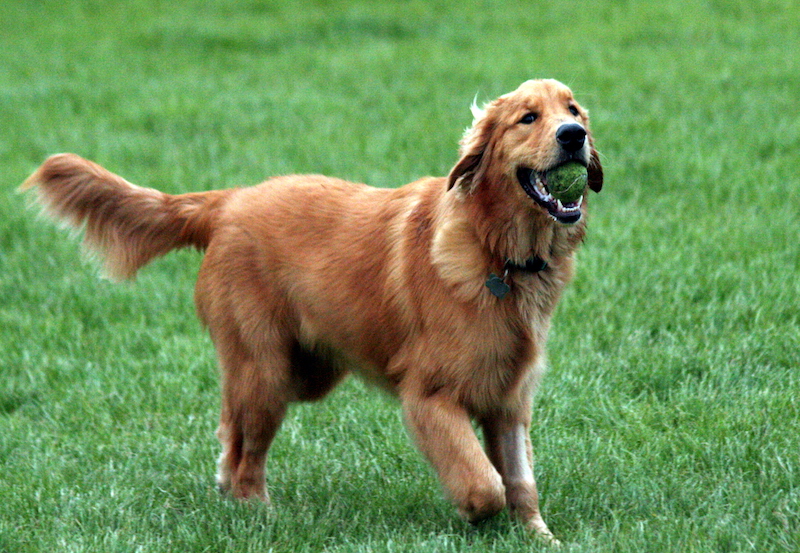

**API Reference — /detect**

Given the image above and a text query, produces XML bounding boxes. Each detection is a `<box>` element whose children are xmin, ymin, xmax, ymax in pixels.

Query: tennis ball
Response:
<box><xmin>545</xmin><ymin>161</ymin><xmax>587</xmax><ymax>204</ymax></box>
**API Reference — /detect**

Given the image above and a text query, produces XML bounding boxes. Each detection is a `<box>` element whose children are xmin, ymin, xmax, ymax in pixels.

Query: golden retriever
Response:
<box><xmin>23</xmin><ymin>79</ymin><xmax>602</xmax><ymax>541</ymax></box>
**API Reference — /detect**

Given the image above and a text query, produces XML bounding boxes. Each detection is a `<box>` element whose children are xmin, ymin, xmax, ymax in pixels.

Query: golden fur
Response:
<box><xmin>22</xmin><ymin>79</ymin><xmax>602</xmax><ymax>541</ymax></box>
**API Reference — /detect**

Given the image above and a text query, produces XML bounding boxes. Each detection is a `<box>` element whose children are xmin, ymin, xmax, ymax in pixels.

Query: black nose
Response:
<box><xmin>556</xmin><ymin>123</ymin><xmax>586</xmax><ymax>153</ymax></box>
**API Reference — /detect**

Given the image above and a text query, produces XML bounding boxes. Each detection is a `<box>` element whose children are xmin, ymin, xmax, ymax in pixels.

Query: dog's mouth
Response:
<box><xmin>517</xmin><ymin>167</ymin><xmax>583</xmax><ymax>225</ymax></box>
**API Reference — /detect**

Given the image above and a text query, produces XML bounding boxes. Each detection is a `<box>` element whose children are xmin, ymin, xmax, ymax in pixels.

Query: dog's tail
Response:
<box><xmin>21</xmin><ymin>153</ymin><xmax>234</xmax><ymax>280</ymax></box>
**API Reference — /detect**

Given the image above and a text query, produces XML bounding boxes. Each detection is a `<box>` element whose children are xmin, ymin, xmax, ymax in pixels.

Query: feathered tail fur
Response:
<box><xmin>21</xmin><ymin>154</ymin><xmax>233</xmax><ymax>279</ymax></box>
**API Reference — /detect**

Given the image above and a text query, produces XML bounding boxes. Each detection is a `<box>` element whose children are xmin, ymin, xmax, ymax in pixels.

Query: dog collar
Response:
<box><xmin>485</xmin><ymin>256</ymin><xmax>548</xmax><ymax>299</ymax></box>
<box><xmin>505</xmin><ymin>256</ymin><xmax>548</xmax><ymax>274</ymax></box>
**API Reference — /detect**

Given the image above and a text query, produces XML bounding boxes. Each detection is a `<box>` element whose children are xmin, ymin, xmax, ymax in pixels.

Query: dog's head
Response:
<box><xmin>447</xmin><ymin>79</ymin><xmax>602</xmax><ymax>225</ymax></box>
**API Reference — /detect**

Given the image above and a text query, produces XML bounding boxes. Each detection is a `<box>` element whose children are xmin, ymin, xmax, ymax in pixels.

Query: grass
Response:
<box><xmin>1</xmin><ymin>0</ymin><xmax>799</xmax><ymax>551</ymax></box>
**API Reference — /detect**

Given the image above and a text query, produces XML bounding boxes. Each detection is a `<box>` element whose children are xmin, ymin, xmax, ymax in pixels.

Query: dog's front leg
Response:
<box><xmin>482</xmin><ymin>414</ymin><xmax>558</xmax><ymax>543</ymax></box>
<box><xmin>400</xmin><ymin>390</ymin><xmax>505</xmax><ymax>523</ymax></box>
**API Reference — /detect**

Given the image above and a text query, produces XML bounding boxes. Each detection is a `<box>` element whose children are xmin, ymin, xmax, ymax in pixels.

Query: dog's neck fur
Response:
<box><xmin>463</xmin><ymin>176</ymin><xmax>586</xmax><ymax>266</ymax></box>
<box><xmin>430</xmin><ymin>181</ymin><xmax>586</xmax><ymax>303</ymax></box>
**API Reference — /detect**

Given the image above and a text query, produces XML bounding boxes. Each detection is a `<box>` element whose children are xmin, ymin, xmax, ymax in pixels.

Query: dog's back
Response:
<box><xmin>193</xmin><ymin>173</ymin><xmax>448</xmax><ymax>380</ymax></box>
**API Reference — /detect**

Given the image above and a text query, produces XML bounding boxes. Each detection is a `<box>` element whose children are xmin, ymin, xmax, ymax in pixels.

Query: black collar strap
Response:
<box><xmin>504</xmin><ymin>255</ymin><xmax>548</xmax><ymax>274</ymax></box>
<box><xmin>485</xmin><ymin>255</ymin><xmax>548</xmax><ymax>299</ymax></box>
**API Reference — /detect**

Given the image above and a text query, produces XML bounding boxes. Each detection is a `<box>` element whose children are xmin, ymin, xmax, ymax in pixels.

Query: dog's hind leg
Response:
<box><xmin>215</xmin><ymin>341</ymin><xmax>291</xmax><ymax>503</ymax></box>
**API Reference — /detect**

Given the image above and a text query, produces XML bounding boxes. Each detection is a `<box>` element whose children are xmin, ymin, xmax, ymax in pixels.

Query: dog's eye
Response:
<box><xmin>519</xmin><ymin>113</ymin><xmax>537</xmax><ymax>124</ymax></box>
<box><xmin>568</xmin><ymin>105</ymin><xmax>580</xmax><ymax>117</ymax></box>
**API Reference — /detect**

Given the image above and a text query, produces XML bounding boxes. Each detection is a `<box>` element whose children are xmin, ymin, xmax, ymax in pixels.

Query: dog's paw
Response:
<box><xmin>527</xmin><ymin>518</ymin><xmax>561</xmax><ymax>547</ymax></box>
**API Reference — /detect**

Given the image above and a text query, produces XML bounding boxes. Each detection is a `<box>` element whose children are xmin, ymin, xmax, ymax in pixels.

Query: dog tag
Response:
<box><xmin>485</xmin><ymin>273</ymin><xmax>510</xmax><ymax>299</ymax></box>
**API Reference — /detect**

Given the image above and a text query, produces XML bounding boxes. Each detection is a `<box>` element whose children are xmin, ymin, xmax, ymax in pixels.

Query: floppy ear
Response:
<box><xmin>447</xmin><ymin>150</ymin><xmax>485</xmax><ymax>191</ymax></box>
<box><xmin>587</xmin><ymin>146</ymin><xmax>603</xmax><ymax>193</ymax></box>
<box><xmin>447</xmin><ymin>105</ymin><xmax>495</xmax><ymax>191</ymax></box>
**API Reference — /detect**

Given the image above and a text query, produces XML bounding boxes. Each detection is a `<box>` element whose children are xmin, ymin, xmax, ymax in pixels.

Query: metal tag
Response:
<box><xmin>485</xmin><ymin>273</ymin><xmax>510</xmax><ymax>299</ymax></box>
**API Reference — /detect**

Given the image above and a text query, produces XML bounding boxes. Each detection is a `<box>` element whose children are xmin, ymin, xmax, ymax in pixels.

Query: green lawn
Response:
<box><xmin>2</xmin><ymin>1</ymin><xmax>799</xmax><ymax>551</ymax></box>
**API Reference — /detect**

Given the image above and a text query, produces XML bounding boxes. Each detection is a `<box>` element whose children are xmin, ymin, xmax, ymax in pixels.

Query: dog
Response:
<box><xmin>22</xmin><ymin>79</ymin><xmax>602</xmax><ymax>541</ymax></box>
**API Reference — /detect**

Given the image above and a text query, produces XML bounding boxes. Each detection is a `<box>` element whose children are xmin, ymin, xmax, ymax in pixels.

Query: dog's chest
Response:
<box><xmin>389</xmin><ymin>301</ymin><xmax>543</xmax><ymax>408</ymax></box>
<box><xmin>463</xmin><ymin>314</ymin><xmax>543</xmax><ymax>408</ymax></box>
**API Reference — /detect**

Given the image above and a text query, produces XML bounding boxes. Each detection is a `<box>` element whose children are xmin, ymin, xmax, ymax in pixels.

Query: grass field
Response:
<box><xmin>1</xmin><ymin>0</ymin><xmax>799</xmax><ymax>551</ymax></box>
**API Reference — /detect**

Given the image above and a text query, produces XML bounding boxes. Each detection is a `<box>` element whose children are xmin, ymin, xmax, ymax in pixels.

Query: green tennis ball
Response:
<box><xmin>545</xmin><ymin>161</ymin><xmax>588</xmax><ymax>203</ymax></box>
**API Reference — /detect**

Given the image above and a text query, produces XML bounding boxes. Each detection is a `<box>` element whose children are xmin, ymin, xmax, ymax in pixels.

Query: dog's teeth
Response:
<box><xmin>534</xmin><ymin>175</ymin><xmax>546</xmax><ymax>194</ymax></box>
